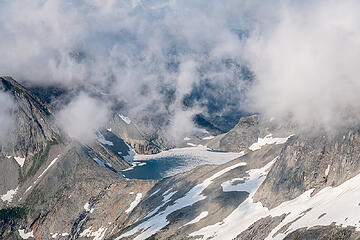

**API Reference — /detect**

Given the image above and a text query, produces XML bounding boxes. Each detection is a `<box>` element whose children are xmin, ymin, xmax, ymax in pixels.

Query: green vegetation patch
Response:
<box><xmin>25</xmin><ymin>186</ymin><xmax>46</xmax><ymax>209</ymax></box>
<box><xmin>53</xmin><ymin>184</ymin><xmax>70</xmax><ymax>199</ymax></box>
<box><xmin>0</xmin><ymin>207</ymin><xmax>26</xmax><ymax>221</ymax></box>
<box><xmin>25</xmin><ymin>139</ymin><xmax>58</xmax><ymax>180</ymax></box>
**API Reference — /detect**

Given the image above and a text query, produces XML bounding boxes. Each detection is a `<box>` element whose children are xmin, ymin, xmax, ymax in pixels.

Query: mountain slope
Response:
<box><xmin>0</xmin><ymin>77</ymin><xmax>149</xmax><ymax>239</ymax></box>
<box><xmin>3</xmin><ymin>77</ymin><xmax>360</xmax><ymax>240</ymax></box>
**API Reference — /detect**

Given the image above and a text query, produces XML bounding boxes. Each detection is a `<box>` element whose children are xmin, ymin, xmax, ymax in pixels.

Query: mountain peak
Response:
<box><xmin>0</xmin><ymin>76</ymin><xmax>51</xmax><ymax>116</ymax></box>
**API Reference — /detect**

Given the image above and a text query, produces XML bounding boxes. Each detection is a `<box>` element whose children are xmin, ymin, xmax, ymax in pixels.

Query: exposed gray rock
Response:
<box><xmin>0</xmin><ymin>76</ymin><xmax>61</xmax><ymax>208</ymax></box>
<box><xmin>283</xmin><ymin>224</ymin><xmax>360</xmax><ymax>240</ymax></box>
<box><xmin>107</xmin><ymin>113</ymin><xmax>174</xmax><ymax>154</ymax></box>
<box><xmin>207</xmin><ymin>115</ymin><xmax>294</xmax><ymax>152</ymax></box>
<box><xmin>0</xmin><ymin>76</ymin><xmax>58</xmax><ymax>157</ymax></box>
<box><xmin>235</xmin><ymin>215</ymin><xmax>287</xmax><ymax>240</ymax></box>
<box><xmin>254</xmin><ymin>129</ymin><xmax>360</xmax><ymax>209</ymax></box>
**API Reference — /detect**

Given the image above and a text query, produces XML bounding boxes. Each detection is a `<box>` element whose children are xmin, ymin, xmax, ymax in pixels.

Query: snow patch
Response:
<box><xmin>24</xmin><ymin>186</ymin><xmax>32</xmax><ymax>194</ymax></box>
<box><xmin>93</xmin><ymin>157</ymin><xmax>105</xmax><ymax>167</ymax></box>
<box><xmin>125</xmin><ymin>193</ymin><xmax>142</xmax><ymax>214</ymax></box>
<box><xmin>325</xmin><ymin>164</ymin><xmax>331</xmax><ymax>176</ymax></box>
<box><xmin>84</xmin><ymin>202</ymin><xmax>94</xmax><ymax>213</ymax></box>
<box><xmin>184</xmin><ymin>137</ymin><xmax>191</xmax><ymax>141</ymax></box>
<box><xmin>1</xmin><ymin>187</ymin><xmax>18</xmax><ymax>203</ymax></box>
<box><xmin>122</xmin><ymin>161</ymin><xmax>146</xmax><ymax>171</ymax></box>
<box><xmin>147</xmin><ymin>189</ymin><xmax>161</xmax><ymax>198</ymax></box>
<box><xmin>118</xmin><ymin>161</ymin><xmax>247</xmax><ymax>240</ymax></box>
<box><xmin>221</xmin><ymin>178</ymin><xmax>246</xmax><ymax>192</ymax></box>
<box><xmin>121</xmin><ymin>141</ymin><xmax>136</xmax><ymax>164</ymax></box>
<box><xmin>145</xmin><ymin>190</ymin><xmax>177</xmax><ymax>218</ymax></box>
<box><xmin>184</xmin><ymin>211</ymin><xmax>209</xmax><ymax>226</ymax></box>
<box><xmin>6</xmin><ymin>156</ymin><xmax>26</xmax><ymax>167</ymax></box>
<box><xmin>96</xmin><ymin>132</ymin><xmax>114</xmax><ymax>146</ymax></box>
<box><xmin>163</xmin><ymin>188</ymin><xmax>173</xmax><ymax>195</ymax></box>
<box><xmin>34</xmin><ymin>156</ymin><xmax>59</xmax><ymax>184</ymax></box>
<box><xmin>187</xmin><ymin>143</ymin><xmax>197</xmax><ymax>147</ymax></box>
<box><xmin>190</xmin><ymin>158</ymin><xmax>278</xmax><ymax>240</ymax></box>
<box><xmin>163</xmin><ymin>190</ymin><xmax>177</xmax><ymax>201</ymax></box>
<box><xmin>14</xmin><ymin>157</ymin><xmax>26</xmax><ymax>167</ymax></box>
<box><xmin>202</xmin><ymin>136</ymin><xmax>215</xmax><ymax>140</ymax></box>
<box><xmin>80</xmin><ymin>227</ymin><xmax>107</xmax><ymax>240</ymax></box>
<box><xmin>18</xmin><ymin>229</ymin><xmax>34</xmax><ymax>239</ymax></box>
<box><xmin>221</xmin><ymin>162</ymin><xmax>271</xmax><ymax>193</ymax></box>
<box><xmin>119</xmin><ymin>114</ymin><xmax>131</xmax><ymax>124</ymax></box>
<box><xmin>51</xmin><ymin>232</ymin><xmax>68</xmax><ymax>238</ymax></box>
<box><xmin>249</xmin><ymin>134</ymin><xmax>293</xmax><ymax>151</ymax></box>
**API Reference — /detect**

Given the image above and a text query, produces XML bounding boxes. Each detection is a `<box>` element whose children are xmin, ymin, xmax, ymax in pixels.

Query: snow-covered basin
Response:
<box><xmin>122</xmin><ymin>145</ymin><xmax>244</xmax><ymax>180</ymax></box>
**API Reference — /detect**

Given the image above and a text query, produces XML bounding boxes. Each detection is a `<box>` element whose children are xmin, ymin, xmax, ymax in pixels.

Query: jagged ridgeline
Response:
<box><xmin>0</xmin><ymin>77</ymin><xmax>152</xmax><ymax>239</ymax></box>
<box><xmin>2</xmin><ymin>77</ymin><xmax>360</xmax><ymax>240</ymax></box>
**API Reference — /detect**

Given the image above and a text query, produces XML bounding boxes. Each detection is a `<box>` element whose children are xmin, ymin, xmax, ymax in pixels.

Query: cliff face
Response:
<box><xmin>0</xmin><ymin>76</ymin><xmax>60</xmax><ymax>210</ymax></box>
<box><xmin>106</xmin><ymin>113</ymin><xmax>174</xmax><ymax>155</ymax></box>
<box><xmin>0</xmin><ymin>76</ymin><xmax>58</xmax><ymax>157</ymax></box>
<box><xmin>0</xmin><ymin>77</ymin><xmax>147</xmax><ymax>239</ymax></box>
<box><xmin>254</xmin><ymin>129</ymin><xmax>360</xmax><ymax>209</ymax></box>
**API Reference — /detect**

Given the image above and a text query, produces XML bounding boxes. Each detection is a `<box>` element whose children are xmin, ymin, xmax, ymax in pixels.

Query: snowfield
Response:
<box><xmin>1</xmin><ymin>187</ymin><xmax>19</xmax><ymax>203</ymax></box>
<box><xmin>119</xmin><ymin>114</ymin><xmax>131</xmax><ymax>125</ymax></box>
<box><xmin>134</xmin><ymin>146</ymin><xmax>244</xmax><ymax>165</ymax></box>
<box><xmin>96</xmin><ymin>132</ymin><xmax>114</xmax><ymax>146</ymax></box>
<box><xmin>184</xmin><ymin>211</ymin><xmax>209</xmax><ymax>226</ymax></box>
<box><xmin>190</xmin><ymin>157</ymin><xmax>360</xmax><ymax>240</ymax></box>
<box><xmin>18</xmin><ymin>229</ymin><xmax>34</xmax><ymax>239</ymax></box>
<box><xmin>125</xmin><ymin>193</ymin><xmax>143</xmax><ymax>214</ymax></box>
<box><xmin>190</xmin><ymin>158</ymin><xmax>278</xmax><ymax>239</ymax></box>
<box><xmin>117</xmin><ymin>161</ymin><xmax>247</xmax><ymax>240</ymax></box>
<box><xmin>249</xmin><ymin>134</ymin><xmax>293</xmax><ymax>151</ymax></box>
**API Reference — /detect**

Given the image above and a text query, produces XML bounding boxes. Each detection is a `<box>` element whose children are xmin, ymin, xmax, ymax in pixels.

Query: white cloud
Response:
<box><xmin>0</xmin><ymin>0</ymin><xmax>251</xmax><ymax>138</ymax></box>
<box><xmin>245</xmin><ymin>0</ymin><xmax>360</xmax><ymax>131</ymax></box>
<box><xmin>0</xmin><ymin>92</ymin><xmax>15</xmax><ymax>143</ymax></box>
<box><xmin>55</xmin><ymin>93</ymin><xmax>110</xmax><ymax>142</ymax></box>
